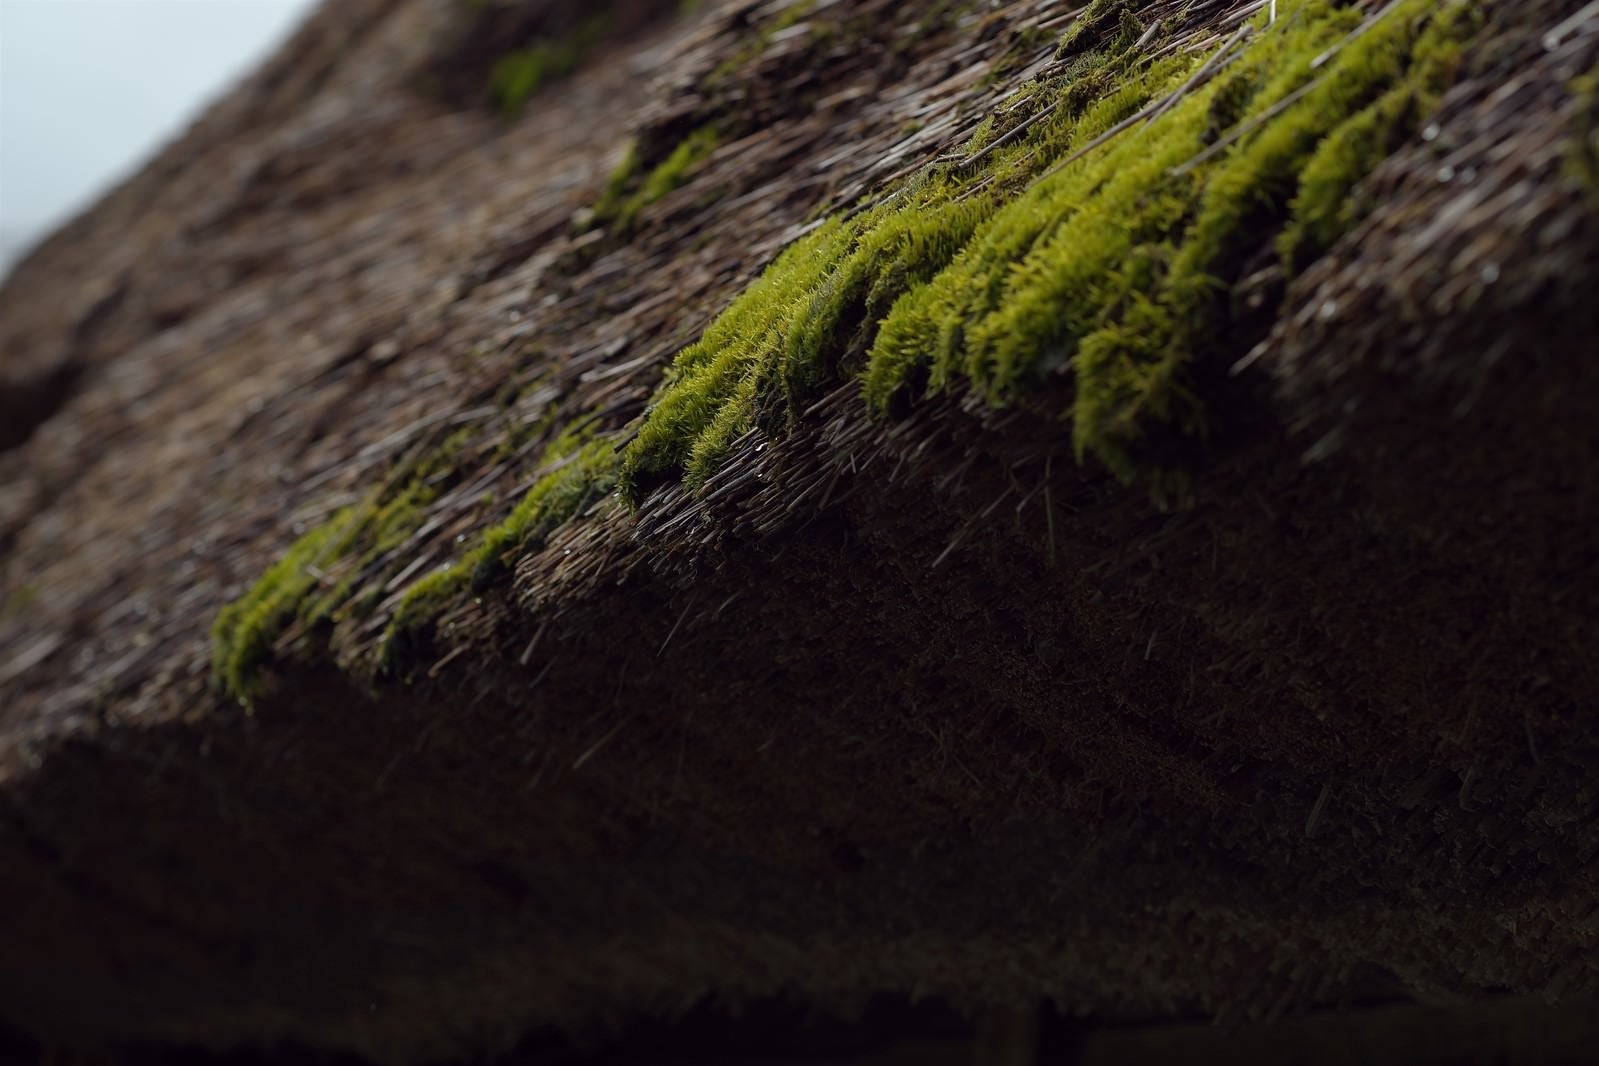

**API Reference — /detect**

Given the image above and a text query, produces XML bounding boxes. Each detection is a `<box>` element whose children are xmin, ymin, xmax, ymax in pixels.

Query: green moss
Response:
<box><xmin>592</xmin><ymin>126</ymin><xmax>722</xmax><ymax>232</ymax></box>
<box><xmin>1281</xmin><ymin>6</ymin><xmax>1478</xmax><ymax>268</ymax></box>
<box><xmin>212</xmin><ymin>414</ymin><xmax>625</xmax><ymax>701</ymax></box>
<box><xmin>465</xmin><ymin>428</ymin><xmax>618</xmax><ymax>590</ymax></box>
<box><xmin>379</xmin><ymin>423</ymin><xmax>619</xmax><ymax>676</ymax></box>
<box><xmin>210</xmin><ymin>423</ymin><xmax>482</xmax><ymax>701</ymax></box>
<box><xmin>591</xmin><ymin>141</ymin><xmax>642</xmax><ymax>220</ymax></box>
<box><xmin>211</xmin><ymin>443</ymin><xmax>469</xmax><ymax>702</ymax></box>
<box><xmin>1056</xmin><ymin>0</ymin><xmax>1140</xmax><ymax>62</ymax></box>
<box><xmin>620</xmin><ymin>215</ymin><xmax>859</xmax><ymax>491</ymax></box>
<box><xmin>489</xmin><ymin>16</ymin><xmax>610</xmax><ymax>115</ymax></box>
<box><xmin>706</xmin><ymin>0</ymin><xmax>818</xmax><ymax>85</ymax></box>
<box><xmin>214</xmin><ymin>0</ymin><xmax>1487</xmax><ymax>697</ymax></box>
<box><xmin>619</xmin><ymin>38</ymin><xmax>1195</xmax><ymax>490</ymax></box>
<box><xmin>1278</xmin><ymin>86</ymin><xmax>1415</xmax><ymax>268</ymax></box>
<box><xmin>963</xmin><ymin>116</ymin><xmax>999</xmax><ymax>155</ymax></box>
<box><xmin>2</xmin><ymin>584</ymin><xmax>38</xmax><ymax>618</ymax></box>
<box><xmin>622</xmin><ymin>0</ymin><xmax>1482</xmax><ymax>500</ymax></box>
<box><xmin>1571</xmin><ymin>68</ymin><xmax>1599</xmax><ymax>198</ymax></box>
<box><xmin>211</xmin><ymin>510</ymin><xmax>361</xmax><ymax>705</ymax></box>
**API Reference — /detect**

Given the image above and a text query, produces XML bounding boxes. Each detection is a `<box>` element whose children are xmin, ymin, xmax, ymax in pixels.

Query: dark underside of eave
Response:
<box><xmin>7</xmin><ymin>292</ymin><xmax>1599</xmax><ymax>1059</ymax></box>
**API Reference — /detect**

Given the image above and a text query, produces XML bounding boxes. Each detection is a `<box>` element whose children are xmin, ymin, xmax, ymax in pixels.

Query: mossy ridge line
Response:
<box><xmin>211</xmin><ymin>0</ymin><xmax>1484</xmax><ymax>703</ymax></box>
<box><xmin>208</xmin><ymin>0</ymin><xmax>858</xmax><ymax>704</ymax></box>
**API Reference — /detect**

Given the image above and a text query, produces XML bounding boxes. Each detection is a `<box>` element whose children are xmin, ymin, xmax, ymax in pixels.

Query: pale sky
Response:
<box><xmin>0</xmin><ymin>0</ymin><xmax>319</xmax><ymax>275</ymax></box>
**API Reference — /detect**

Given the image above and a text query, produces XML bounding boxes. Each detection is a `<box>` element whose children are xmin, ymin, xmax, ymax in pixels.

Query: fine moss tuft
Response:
<box><xmin>1570</xmin><ymin>68</ymin><xmax>1599</xmax><ymax>199</ymax></box>
<box><xmin>211</xmin><ymin>510</ymin><xmax>361</xmax><ymax>705</ymax></box>
<box><xmin>379</xmin><ymin>423</ymin><xmax>619</xmax><ymax>677</ymax></box>
<box><xmin>591</xmin><ymin>126</ymin><xmax>722</xmax><ymax>232</ymax></box>
<box><xmin>489</xmin><ymin>16</ymin><xmax>611</xmax><ymax>115</ymax></box>
<box><xmin>705</xmin><ymin>0</ymin><xmax>819</xmax><ymax>86</ymax></box>
<box><xmin>1056</xmin><ymin>0</ymin><xmax>1140</xmax><ymax>62</ymax></box>
<box><xmin>212</xmin><ymin>416</ymin><xmax>625</xmax><ymax>702</ymax></box>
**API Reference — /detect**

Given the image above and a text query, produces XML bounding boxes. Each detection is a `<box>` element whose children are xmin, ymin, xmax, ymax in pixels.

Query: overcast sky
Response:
<box><xmin>1</xmin><ymin>0</ymin><xmax>319</xmax><ymax>275</ymax></box>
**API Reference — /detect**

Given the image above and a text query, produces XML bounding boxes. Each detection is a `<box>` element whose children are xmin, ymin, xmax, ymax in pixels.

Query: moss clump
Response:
<box><xmin>489</xmin><ymin>16</ymin><xmax>610</xmax><ymax>115</ymax></box>
<box><xmin>620</xmin><ymin>215</ymin><xmax>860</xmax><ymax>492</ymax></box>
<box><xmin>591</xmin><ymin>141</ymin><xmax>642</xmax><ymax>219</ymax></box>
<box><xmin>464</xmin><ymin>427</ymin><xmax>618</xmax><ymax>592</ymax></box>
<box><xmin>705</xmin><ymin>0</ymin><xmax>819</xmax><ymax>86</ymax></box>
<box><xmin>212</xmin><ymin>417</ymin><xmax>623</xmax><ymax>702</ymax></box>
<box><xmin>591</xmin><ymin>126</ymin><xmax>722</xmax><ymax>232</ymax></box>
<box><xmin>1055</xmin><ymin>0</ymin><xmax>1141</xmax><ymax>62</ymax></box>
<box><xmin>210</xmin><ymin>428</ymin><xmax>476</xmax><ymax>702</ymax></box>
<box><xmin>379</xmin><ymin>424</ymin><xmax>619</xmax><ymax>676</ymax></box>
<box><xmin>617</xmin><ymin>173</ymin><xmax>995</xmax><ymax>497</ymax></box>
<box><xmin>625</xmin><ymin>0</ymin><xmax>1483</xmax><ymax>498</ymax></box>
<box><xmin>211</xmin><ymin>510</ymin><xmax>361</xmax><ymax>705</ymax></box>
<box><xmin>1279</xmin><ymin>6</ymin><xmax>1481</xmax><ymax>269</ymax></box>
<box><xmin>1571</xmin><ymin>69</ymin><xmax>1599</xmax><ymax>198</ymax></box>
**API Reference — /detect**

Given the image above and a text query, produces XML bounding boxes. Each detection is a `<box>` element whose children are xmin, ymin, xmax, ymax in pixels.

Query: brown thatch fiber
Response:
<box><xmin>3</xmin><ymin>0</ymin><xmax>1599</xmax><ymax>1061</ymax></box>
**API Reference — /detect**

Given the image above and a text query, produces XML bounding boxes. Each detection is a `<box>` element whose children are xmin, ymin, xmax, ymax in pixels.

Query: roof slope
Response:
<box><xmin>3</xmin><ymin>0</ymin><xmax>1599</xmax><ymax>1059</ymax></box>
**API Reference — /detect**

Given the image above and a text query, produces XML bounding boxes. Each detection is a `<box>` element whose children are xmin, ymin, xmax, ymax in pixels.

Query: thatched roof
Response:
<box><xmin>3</xmin><ymin>0</ymin><xmax>1599</xmax><ymax>1059</ymax></box>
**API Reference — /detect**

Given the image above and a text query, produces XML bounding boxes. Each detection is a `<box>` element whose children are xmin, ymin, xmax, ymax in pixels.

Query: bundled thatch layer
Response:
<box><xmin>2</xmin><ymin>0</ymin><xmax>1599</xmax><ymax>1060</ymax></box>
